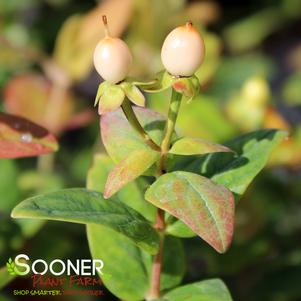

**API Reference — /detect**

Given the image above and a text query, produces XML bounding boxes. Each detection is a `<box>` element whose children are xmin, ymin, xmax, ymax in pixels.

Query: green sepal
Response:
<box><xmin>139</xmin><ymin>71</ymin><xmax>201</xmax><ymax>102</ymax></box>
<box><xmin>140</xmin><ymin>71</ymin><xmax>174</xmax><ymax>93</ymax></box>
<box><xmin>172</xmin><ymin>75</ymin><xmax>200</xmax><ymax>102</ymax></box>
<box><xmin>94</xmin><ymin>81</ymin><xmax>111</xmax><ymax>107</ymax></box>
<box><xmin>98</xmin><ymin>85</ymin><xmax>125</xmax><ymax>115</ymax></box>
<box><xmin>120</xmin><ymin>82</ymin><xmax>146</xmax><ymax>107</ymax></box>
<box><xmin>126</xmin><ymin>77</ymin><xmax>157</xmax><ymax>87</ymax></box>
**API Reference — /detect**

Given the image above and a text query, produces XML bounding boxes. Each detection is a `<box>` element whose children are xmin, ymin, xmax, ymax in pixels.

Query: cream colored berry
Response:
<box><xmin>93</xmin><ymin>16</ymin><xmax>132</xmax><ymax>84</ymax></box>
<box><xmin>161</xmin><ymin>22</ymin><xmax>205</xmax><ymax>76</ymax></box>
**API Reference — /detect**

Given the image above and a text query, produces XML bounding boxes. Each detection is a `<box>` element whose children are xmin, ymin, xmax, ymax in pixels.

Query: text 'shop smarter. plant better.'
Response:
<box><xmin>11</xmin><ymin>15</ymin><xmax>288</xmax><ymax>301</ymax></box>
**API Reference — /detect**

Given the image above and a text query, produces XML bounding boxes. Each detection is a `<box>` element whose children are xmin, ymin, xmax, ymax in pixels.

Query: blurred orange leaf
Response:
<box><xmin>4</xmin><ymin>74</ymin><xmax>75</xmax><ymax>134</ymax></box>
<box><xmin>263</xmin><ymin>106</ymin><xmax>290</xmax><ymax>130</ymax></box>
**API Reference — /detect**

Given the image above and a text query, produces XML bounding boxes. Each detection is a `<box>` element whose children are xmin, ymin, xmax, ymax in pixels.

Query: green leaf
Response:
<box><xmin>212</xmin><ymin>130</ymin><xmax>288</xmax><ymax>197</ymax></box>
<box><xmin>87</xmin><ymin>225</ymin><xmax>185</xmax><ymax>300</ymax></box>
<box><xmin>104</xmin><ymin>149</ymin><xmax>159</xmax><ymax>198</ymax></box>
<box><xmin>145</xmin><ymin>171</ymin><xmax>235</xmax><ymax>253</ymax></box>
<box><xmin>87</xmin><ymin>224</ymin><xmax>148</xmax><ymax>301</ymax></box>
<box><xmin>191</xmin><ymin>129</ymin><xmax>288</xmax><ymax>198</ymax></box>
<box><xmin>166</xmin><ymin>218</ymin><xmax>196</xmax><ymax>238</ymax></box>
<box><xmin>170</xmin><ymin>137</ymin><xmax>233</xmax><ymax>156</ymax></box>
<box><xmin>94</xmin><ymin>81</ymin><xmax>111</xmax><ymax>106</ymax></box>
<box><xmin>121</xmin><ymin>82</ymin><xmax>146</xmax><ymax>106</ymax></box>
<box><xmin>101</xmin><ymin>107</ymin><xmax>165</xmax><ymax>163</ymax></box>
<box><xmin>87</xmin><ymin>154</ymin><xmax>156</xmax><ymax>222</ymax></box>
<box><xmin>11</xmin><ymin>188</ymin><xmax>159</xmax><ymax>254</ymax></box>
<box><xmin>162</xmin><ymin>279</ymin><xmax>233</xmax><ymax>301</ymax></box>
<box><xmin>98</xmin><ymin>85</ymin><xmax>125</xmax><ymax>115</ymax></box>
<box><xmin>175</xmin><ymin>129</ymin><xmax>288</xmax><ymax>199</ymax></box>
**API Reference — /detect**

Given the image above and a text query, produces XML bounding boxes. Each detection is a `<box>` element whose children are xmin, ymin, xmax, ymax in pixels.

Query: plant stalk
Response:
<box><xmin>148</xmin><ymin>89</ymin><xmax>182</xmax><ymax>300</ymax></box>
<box><xmin>148</xmin><ymin>227</ymin><xmax>165</xmax><ymax>300</ymax></box>
<box><xmin>121</xmin><ymin>99</ymin><xmax>161</xmax><ymax>152</ymax></box>
<box><xmin>159</xmin><ymin>89</ymin><xmax>182</xmax><ymax>173</ymax></box>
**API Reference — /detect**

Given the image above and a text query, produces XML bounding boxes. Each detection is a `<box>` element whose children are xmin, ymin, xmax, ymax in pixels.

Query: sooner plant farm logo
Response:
<box><xmin>6</xmin><ymin>258</ymin><xmax>18</xmax><ymax>276</ymax></box>
<box><xmin>6</xmin><ymin>254</ymin><xmax>105</xmax><ymax>297</ymax></box>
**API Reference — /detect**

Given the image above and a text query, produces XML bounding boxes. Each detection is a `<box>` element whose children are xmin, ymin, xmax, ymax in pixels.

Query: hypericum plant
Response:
<box><xmin>11</xmin><ymin>17</ymin><xmax>288</xmax><ymax>301</ymax></box>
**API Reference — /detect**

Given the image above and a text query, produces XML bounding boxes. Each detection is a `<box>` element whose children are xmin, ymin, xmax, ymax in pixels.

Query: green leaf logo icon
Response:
<box><xmin>6</xmin><ymin>258</ymin><xmax>17</xmax><ymax>276</ymax></box>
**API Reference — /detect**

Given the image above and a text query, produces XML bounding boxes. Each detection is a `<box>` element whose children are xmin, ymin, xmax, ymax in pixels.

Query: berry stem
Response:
<box><xmin>160</xmin><ymin>89</ymin><xmax>182</xmax><ymax>172</ymax></box>
<box><xmin>102</xmin><ymin>15</ymin><xmax>110</xmax><ymax>37</ymax></box>
<box><xmin>121</xmin><ymin>99</ymin><xmax>161</xmax><ymax>152</ymax></box>
<box><xmin>148</xmin><ymin>89</ymin><xmax>182</xmax><ymax>300</ymax></box>
<box><xmin>186</xmin><ymin>20</ymin><xmax>193</xmax><ymax>29</ymax></box>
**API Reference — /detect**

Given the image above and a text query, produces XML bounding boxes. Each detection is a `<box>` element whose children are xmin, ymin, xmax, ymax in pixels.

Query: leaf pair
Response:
<box><xmin>101</xmin><ymin>108</ymin><xmax>235</xmax><ymax>252</ymax></box>
<box><xmin>95</xmin><ymin>81</ymin><xmax>145</xmax><ymax>115</ymax></box>
<box><xmin>101</xmin><ymin>108</ymin><xmax>233</xmax><ymax>200</ymax></box>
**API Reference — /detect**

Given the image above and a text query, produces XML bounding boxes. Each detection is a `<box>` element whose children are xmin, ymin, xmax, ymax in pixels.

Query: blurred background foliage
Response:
<box><xmin>0</xmin><ymin>0</ymin><xmax>301</xmax><ymax>300</ymax></box>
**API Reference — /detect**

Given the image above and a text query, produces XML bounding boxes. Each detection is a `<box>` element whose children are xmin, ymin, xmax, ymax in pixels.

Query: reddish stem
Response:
<box><xmin>148</xmin><ymin>209</ymin><xmax>165</xmax><ymax>300</ymax></box>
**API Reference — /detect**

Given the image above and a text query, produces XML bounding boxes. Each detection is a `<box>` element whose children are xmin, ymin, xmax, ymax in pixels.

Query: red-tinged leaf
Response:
<box><xmin>0</xmin><ymin>112</ymin><xmax>58</xmax><ymax>158</ymax></box>
<box><xmin>169</xmin><ymin>137</ymin><xmax>233</xmax><ymax>156</ymax></box>
<box><xmin>101</xmin><ymin>107</ymin><xmax>165</xmax><ymax>163</ymax></box>
<box><xmin>104</xmin><ymin>149</ymin><xmax>159</xmax><ymax>199</ymax></box>
<box><xmin>145</xmin><ymin>171</ymin><xmax>235</xmax><ymax>253</ymax></box>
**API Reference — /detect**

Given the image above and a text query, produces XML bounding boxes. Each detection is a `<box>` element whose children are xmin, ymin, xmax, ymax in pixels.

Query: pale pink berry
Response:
<box><xmin>93</xmin><ymin>16</ymin><xmax>132</xmax><ymax>84</ymax></box>
<box><xmin>161</xmin><ymin>22</ymin><xmax>205</xmax><ymax>76</ymax></box>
